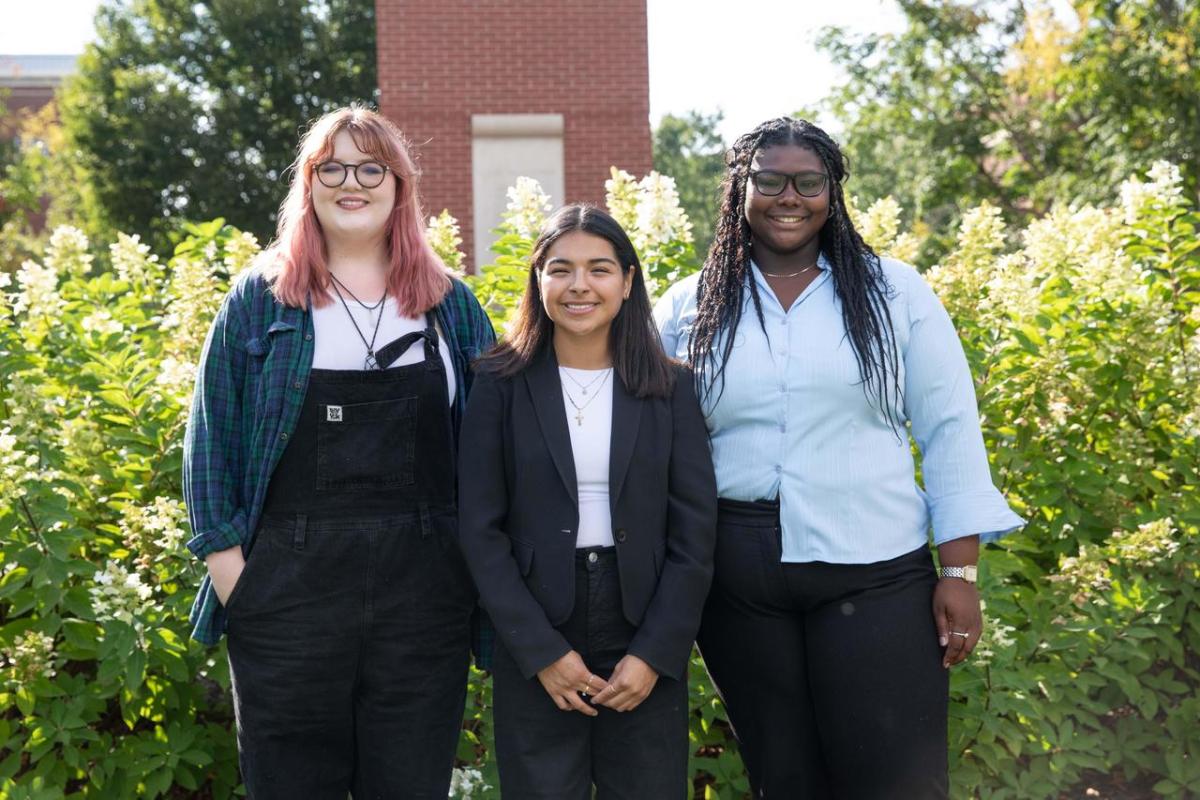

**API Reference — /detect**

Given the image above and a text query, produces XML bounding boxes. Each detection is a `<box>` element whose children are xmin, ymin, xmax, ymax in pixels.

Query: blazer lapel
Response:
<box><xmin>609</xmin><ymin>372</ymin><xmax>642</xmax><ymax>509</ymax></box>
<box><xmin>524</xmin><ymin>348</ymin><xmax>578</xmax><ymax>506</ymax></box>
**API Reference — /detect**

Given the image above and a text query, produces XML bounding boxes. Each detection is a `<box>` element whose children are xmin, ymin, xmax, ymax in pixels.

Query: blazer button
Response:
<box><xmin>616</xmin><ymin>529</ymin><xmax>627</xmax><ymax>543</ymax></box>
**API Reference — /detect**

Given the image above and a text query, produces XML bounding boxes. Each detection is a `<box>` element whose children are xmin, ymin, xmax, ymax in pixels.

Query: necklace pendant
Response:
<box><xmin>574</xmin><ymin>410</ymin><xmax>584</xmax><ymax>426</ymax></box>
<box><xmin>365</xmin><ymin>352</ymin><xmax>378</xmax><ymax>370</ymax></box>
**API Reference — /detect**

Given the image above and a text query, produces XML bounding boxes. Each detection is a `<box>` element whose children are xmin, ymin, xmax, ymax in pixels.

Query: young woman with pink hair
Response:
<box><xmin>183</xmin><ymin>106</ymin><xmax>494</xmax><ymax>798</ymax></box>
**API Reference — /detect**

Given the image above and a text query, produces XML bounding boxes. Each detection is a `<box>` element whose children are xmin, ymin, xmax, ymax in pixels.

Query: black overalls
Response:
<box><xmin>224</xmin><ymin>321</ymin><xmax>474</xmax><ymax>800</ymax></box>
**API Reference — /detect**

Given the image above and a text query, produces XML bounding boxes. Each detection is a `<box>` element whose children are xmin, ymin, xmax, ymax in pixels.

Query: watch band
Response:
<box><xmin>939</xmin><ymin>565</ymin><xmax>978</xmax><ymax>583</ymax></box>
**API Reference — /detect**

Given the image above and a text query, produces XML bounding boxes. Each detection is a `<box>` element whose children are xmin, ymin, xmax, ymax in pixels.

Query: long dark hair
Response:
<box><xmin>477</xmin><ymin>204</ymin><xmax>675</xmax><ymax>399</ymax></box>
<box><xmin>688</xmin><ymin>116</ymin><xmax>903</xmax><ymax>430</ymax></box>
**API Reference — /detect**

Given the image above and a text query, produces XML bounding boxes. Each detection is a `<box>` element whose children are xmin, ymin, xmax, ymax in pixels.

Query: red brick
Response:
<box><xmin>375</xmin><ymin>0</ymin><xmax>651</xmax><ymax>270</ymax></box>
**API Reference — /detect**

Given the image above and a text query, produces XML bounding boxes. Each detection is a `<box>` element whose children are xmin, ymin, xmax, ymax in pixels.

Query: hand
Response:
<box><xmin>206</xmin><ymin>546</ymin><xmax>246</xmax><ymax>607</ymax></box>
<box><xmin>536</xmin><ymin>651</ymin><xmax>610</xmax><ymax>716</ymax></box>
<box><xmin>594</xmin><ymin>654</ymin><xmax>658</xmax><ymax>712</ymax></box>
<box><xmin>933</xmin><ymin>577</ymin><xmax>983</xmax><ymax>668</ymax></box>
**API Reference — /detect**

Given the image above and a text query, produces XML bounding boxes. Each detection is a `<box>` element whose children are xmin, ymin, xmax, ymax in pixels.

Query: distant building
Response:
<box><xmin>0</xmin><ymin>55</ymin><xmax>76</xmax><ymax>226</ymax></box>
<box><xmin>0</xmin><ymin>54</ymin><xmax>75</xmax><ymax>132</ymax></box>
<box><xmin>375</xmin><ymin>0</ymin><xmax>652</xmax><ymax>270</ymax></box>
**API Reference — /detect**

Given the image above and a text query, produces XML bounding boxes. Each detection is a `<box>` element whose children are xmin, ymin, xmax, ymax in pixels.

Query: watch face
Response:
<box><xmin>964</xmin><ymin>566</ymin><xmax>978</xmax><ymax>582</ymax></box>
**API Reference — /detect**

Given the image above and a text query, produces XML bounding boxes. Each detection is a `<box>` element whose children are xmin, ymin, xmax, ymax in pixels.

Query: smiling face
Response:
<box><xmin>310</xmin><ymin>129</ymin><xmax>397</xmax><ymax>245</ymax></box>
<box><xmin>743</xmin><ymin>143</ymin><xmax>830</xmax><ymax>266</ymax></box>
<box><xmin>539</xmin><ymin>230</ymin><xmax>635</xmax><ymax>358</ymax></box>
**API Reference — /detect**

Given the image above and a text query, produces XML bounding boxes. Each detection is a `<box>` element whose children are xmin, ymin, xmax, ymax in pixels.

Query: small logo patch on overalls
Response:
<box><xmin>326</xmin><ymin>405</ymin><xmax>343</xmax><ymax>422</ymax></box>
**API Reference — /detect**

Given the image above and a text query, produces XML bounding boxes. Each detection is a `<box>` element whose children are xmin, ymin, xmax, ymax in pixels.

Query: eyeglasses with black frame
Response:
<box><xmin>749</xmin><ymin>170</ymin><xmax>828</xmax><ymax>198</ymax></box>
<box><xmin>315</xmin><ymin>160</ymin><xmax>391</xmax><ymax>189</ymax></box>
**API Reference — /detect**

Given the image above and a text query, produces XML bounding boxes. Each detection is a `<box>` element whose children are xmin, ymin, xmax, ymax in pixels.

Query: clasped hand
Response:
<box><xmin>537</xmin><ymin>651</ymin><xmax>658</xmax><ymax>715</ymax></box>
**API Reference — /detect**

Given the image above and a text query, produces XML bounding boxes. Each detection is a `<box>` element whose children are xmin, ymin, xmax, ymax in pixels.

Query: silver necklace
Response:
<box><xmin>561</xmin><ymin>369</ymin><xmax>611</xmax><ymax>426</ymax></box>
<box><xmin>561</xmin><ymin>366</ymin><xmax>609</xmax><ymax>396</ymax></box>
<box><xmin>763</xmin><ymin>264</ymin><xmax>816</xmax><ymax>279</ymax></box>
<box><xmin>329</xmin><ymin>280</ymin><xmax>385</xmax><ymax>369</ymax></box>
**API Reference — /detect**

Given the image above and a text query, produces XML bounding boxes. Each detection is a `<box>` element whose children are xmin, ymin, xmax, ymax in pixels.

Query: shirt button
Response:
<box><xmin>587</xmin><ymin>551</ymin><xmax>598</xmax><ymax>564</ymax></box>
<box><xmin>304</xmin><ymin>333</ymin><xmax>313</xmax><ymax>341</ymax></box>
<box><xmin>775</xmin><ymin>465</ymin><xmax>782</xmax><ymax>474</ymax></box>
<box><xmin>779</xmin><ymin>384</ymin><xmax>786</xmax><ymax>392</ymax></box>
<box><xmin>779</xmin><ymin>349</ymin><xmax>788</xmax><ymax>357</ymax></box>
<box><xmin>616</xmin><ymin>529</ymin><xmax>627</xmax><ymax>543</ymax></box>
<box><xmin>292</xmin><ymin>381</ymin><xmax>302</xmax><ymax>389</ymax></box>
<box><xmin>279</xmin><ymin>432</ymin><xmax>288</xmax><ymax>441</ymax></box>
<box><xmin>779</xmin><ymin>423</ymin><xmax>787</xmax><ymax>433</ymax></box>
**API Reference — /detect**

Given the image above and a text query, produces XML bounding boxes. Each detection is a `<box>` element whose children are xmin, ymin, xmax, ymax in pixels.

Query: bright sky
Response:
<box><xmin>0</xmin><ymin>0</ymin><xmax>905</xmax><ymax>144</ymax></box>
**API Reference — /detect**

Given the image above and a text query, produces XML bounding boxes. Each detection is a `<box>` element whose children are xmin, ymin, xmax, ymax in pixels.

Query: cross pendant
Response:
<box><xmin>574</xmin><ymin>410</ymin><xmax>584</xmax><ymax>426</ymax></box>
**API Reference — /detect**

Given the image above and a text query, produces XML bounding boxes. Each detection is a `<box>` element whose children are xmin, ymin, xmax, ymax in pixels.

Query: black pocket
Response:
<box><xmin>316</xmin><ymin>396</ymin><xmax>418</xmax><ymax>490</ymax></box>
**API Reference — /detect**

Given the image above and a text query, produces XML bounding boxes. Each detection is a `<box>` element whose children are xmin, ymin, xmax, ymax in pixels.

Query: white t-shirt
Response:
<box><xmin>312</xmin><ymin>295</ymin><xmax>456</xmax><ymax>405</ymax></box>
<box><xmin>560</xmin><ymin>366</ymin><xmax>614</xmax><ymax>548</ymax></box>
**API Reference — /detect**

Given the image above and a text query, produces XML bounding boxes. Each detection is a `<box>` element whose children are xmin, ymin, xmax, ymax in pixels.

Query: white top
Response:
<box><xmin>559</xmin><ymin>366</ymin><xmax>614</xmax><ymax>549</ymax></box>
<box><xmin>312</xmin><ymin>295</ymin><xmax>456</xmax><ymax>405</ymax></box>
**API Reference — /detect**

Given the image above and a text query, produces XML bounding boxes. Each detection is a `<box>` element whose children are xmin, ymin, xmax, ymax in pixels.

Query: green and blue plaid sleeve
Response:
<box><xmin>183</xmin><ymin>281</ymin><xmax>253</xmax><ymax>561</ymax></box>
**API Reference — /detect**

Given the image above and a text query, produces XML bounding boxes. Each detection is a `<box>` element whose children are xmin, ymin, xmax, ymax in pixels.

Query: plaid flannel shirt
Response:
<box><xmin>183</xmin><ymin>268</ymin><xmax>496</xmax><ymax>646</ymax></box>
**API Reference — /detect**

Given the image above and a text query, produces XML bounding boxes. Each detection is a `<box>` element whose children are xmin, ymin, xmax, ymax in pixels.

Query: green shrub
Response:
<box><xmin>2</xmin><ymin>164</ymin><xmax>1197</xmax><ymax>798</ymax></box>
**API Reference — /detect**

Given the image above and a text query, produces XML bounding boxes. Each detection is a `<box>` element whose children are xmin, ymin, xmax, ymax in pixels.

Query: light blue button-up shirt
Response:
<box><xmin>654</xmin><ymin>255</ymin><xmax>1023</xmax><ymax>564</ymax></box>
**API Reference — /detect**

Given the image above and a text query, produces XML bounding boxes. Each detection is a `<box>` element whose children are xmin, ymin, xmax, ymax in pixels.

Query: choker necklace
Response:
<box><xmin>329</xmin><ymin>273</ymin><xmax>386</xmax><ymax>311</ymax></box>
<box><xmin>329</xmin><ymin>279</ymin><xmax>385</xmax><ymax>369</ymax></box>
<box><xmin>561</xmin><ymin>366</ymin><xmax>610</xmax><ymax>396</ymax></box>
<box><xmin>763</xmin><ymin>264</ymin><xmax>817</xmax><ymax>279</ymax></box>
<box><xmin>561</xmin><ymin>369</ymin><xmax>612</xmax><ymax>426</ymax></box>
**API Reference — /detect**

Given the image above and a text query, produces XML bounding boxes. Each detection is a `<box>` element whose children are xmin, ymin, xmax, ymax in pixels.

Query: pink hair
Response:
<box><xmin>264</xmin><ymin>106</ymin><xmax>451</xmax><ymax>316</ymax></box>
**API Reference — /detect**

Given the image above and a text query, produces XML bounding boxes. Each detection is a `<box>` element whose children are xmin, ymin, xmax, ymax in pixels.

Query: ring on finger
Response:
<box><xmin>951</xmin><ymin>631</ymin><xmax>970</xmax><ymax>638</ymax></box>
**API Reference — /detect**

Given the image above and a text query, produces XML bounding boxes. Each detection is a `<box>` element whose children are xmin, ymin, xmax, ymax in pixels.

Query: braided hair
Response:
<box><xmin>687</xmin><ymin>116</ymin><xmax>904</xmax><ymax>432</ymax></box>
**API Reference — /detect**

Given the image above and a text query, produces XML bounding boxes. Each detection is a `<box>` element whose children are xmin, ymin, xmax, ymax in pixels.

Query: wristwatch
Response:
<box><xmin>938</xmin><ymin>565</ymin><xmax>977</xmax><ymax>583</ymax></box>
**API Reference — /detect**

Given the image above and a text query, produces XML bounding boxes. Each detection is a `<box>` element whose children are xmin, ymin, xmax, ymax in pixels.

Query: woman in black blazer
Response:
<box><xmin>459</xmin><ymin>204</ymin><xmax>717</xmax><ymax>799</ymax></box>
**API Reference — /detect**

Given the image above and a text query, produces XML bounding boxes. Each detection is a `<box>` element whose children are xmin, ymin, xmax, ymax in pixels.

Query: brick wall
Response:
<box><xmin>375</xmin><ymin>0</ymin><xmax>652</xmax><ymax>269</ymax></box>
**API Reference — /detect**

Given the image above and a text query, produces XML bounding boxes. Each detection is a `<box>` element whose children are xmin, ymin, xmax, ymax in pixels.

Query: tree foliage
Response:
<box><xmin>57</xmin><ymin>0</ymin><xmax>377</xmax><ymax>251</ymax></box>
<box><xmin>652</xmin><ymin>111</ymin><xmax>726</xmax><ymax>261</ymax></box>
<box><xmin>818</xmin><ymin>0</ymin><xmax>1200</xmax><ymax>263</ymax></box>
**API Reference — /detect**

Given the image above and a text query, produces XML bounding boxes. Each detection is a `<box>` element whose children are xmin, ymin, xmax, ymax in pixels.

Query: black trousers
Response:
<box><xmin>697</xmin><ymin>499</ymin><xmax>949</xmax><ymax>800</ymax></box>
<box><xmin>225</xmin><ymin>513</ymin><xmax>474</xmax><ymax>800</ymax></box>
<box><xmin>492</xmin><ymin>547</ymin><xmax>689</xmax><ymax>799</ymax></box>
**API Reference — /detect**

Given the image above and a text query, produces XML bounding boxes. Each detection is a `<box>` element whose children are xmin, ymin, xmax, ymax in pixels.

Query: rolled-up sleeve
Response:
<box><xmin>901</xmin><ymin>269</ymin><xmax>1024</xmax><ymax>545</ymax></box>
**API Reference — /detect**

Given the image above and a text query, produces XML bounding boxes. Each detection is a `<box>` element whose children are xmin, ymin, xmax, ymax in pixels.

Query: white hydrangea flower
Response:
<box><xmin>156</xmin><ymin>356</ymin><xmax>197</xmax><ymax>402</ymax></box>
<box><xmin>2</xmin><ymin>630</ymin><xmax>57</xmax><ymax>687</ymax></box>
<box><xmin>121</xmin><ymin>496</ymin><xmax>191</xmax><ymax>572</ymax></box>
<box><xmin>1120</xmin><ymin>160</ymin><xmax>1185</xmax><ymax>225</ymax></box>
<box><xmin>162</xmin><ymin>256</ymin><xmax>224</xmax><ymax>358</ymax></box>
<box><xmin>11</xmin><ymin>258</ymin><xmax>64</xmax><ymax>324</ymax></box>
<box><xmin>449</xmin><ymin>767</ymin><xmax>491</xmax><ymax>799</ymax></box>
<box><xmin>633</xmin><ymin>171</ymin><xmax>693</xmax><ymax>252</ymax></box>
<box><xmin>604</xmin><ymin>168</ymin><xmax>640</xmax><ymax>232</ymax></box>
<box><xmin>80</xmin><ymin>307</ymin><xmax>124</xmax><ymax>336</ymax></box>
<box><xmin>45</xmin><ymin>225</ymin><xmax>93</xmax><ymax>277</ymax></box>
<box><xmin>223</xmin><ymin>231</ymin><xmax>261</xmax><ymax>278</ymax></box>
<box><xmin>89</xmin><ymin>560</ymin><xmax>153</xmax><ymax>626</ymax></box>
<box><xmin>110</xmin><ymin>232</ymin><xmax>159</xmax><ymax>286</ymax></box>
<box><xmin>503</xmin><ymin>177</ymin><xmax>553</xmax><ymax>239</ymax></box>
<box><xmin>426</xmin><ymin>210</ymin><xmax>465</xmax><ymax>273</ymax></box>
<box><xmin>0</xmin><ymin>427</ymin><xmax>45</xmax><ymax>505</ymax></box>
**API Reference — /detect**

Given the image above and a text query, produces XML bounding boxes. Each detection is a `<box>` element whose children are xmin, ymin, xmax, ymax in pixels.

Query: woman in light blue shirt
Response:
<box><xmin>655</xmin><ymin>117</ymin><xmax>1023</xmax><ymax>799</ymax></box>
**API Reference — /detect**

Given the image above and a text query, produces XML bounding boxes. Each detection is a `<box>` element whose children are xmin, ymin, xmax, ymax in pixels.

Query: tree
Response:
<box><xmin>58</xmin><ymin>0</ymin><xmax>377</xmax><ymax>250</ymax></box>
<box><xmin>652</xmin><ymin>111</ymin><xmax>725</xmax><ymax>260</ymax></box>
<box><xmin>818</xmin><ymin>0</ymin><xmax>1200</xmax><ymax>263</ymax></box>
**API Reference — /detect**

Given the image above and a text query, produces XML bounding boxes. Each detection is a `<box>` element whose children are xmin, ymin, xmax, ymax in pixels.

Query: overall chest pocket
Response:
<box><xmin>316</xmin><ymin>396</ymin><xmax>418</xmax><ymax>490</ymax></box>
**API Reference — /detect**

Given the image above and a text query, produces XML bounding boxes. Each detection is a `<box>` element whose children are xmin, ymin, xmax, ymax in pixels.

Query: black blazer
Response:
<box><xmin>458</xmin><ymin>349</ymin><xmax>717</xmax><ymax>681</ymax></box>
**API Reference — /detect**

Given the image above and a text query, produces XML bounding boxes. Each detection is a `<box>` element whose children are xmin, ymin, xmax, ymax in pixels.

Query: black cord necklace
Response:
<box><xmin>329</xmin><ymin>272</ymin><xmax>386</xmax><ymax>311</ymax></box>
<box><xmin>329</xmin><ymin>279</ymin><xmax>385</xmax><ymax>369</ymax></box>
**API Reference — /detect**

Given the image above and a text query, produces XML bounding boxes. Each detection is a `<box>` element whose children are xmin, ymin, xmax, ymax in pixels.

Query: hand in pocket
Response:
<box><xmin>206</xmin><ymin>546</ymin><xmax>247</xmax><ymax>606</ymax></box>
